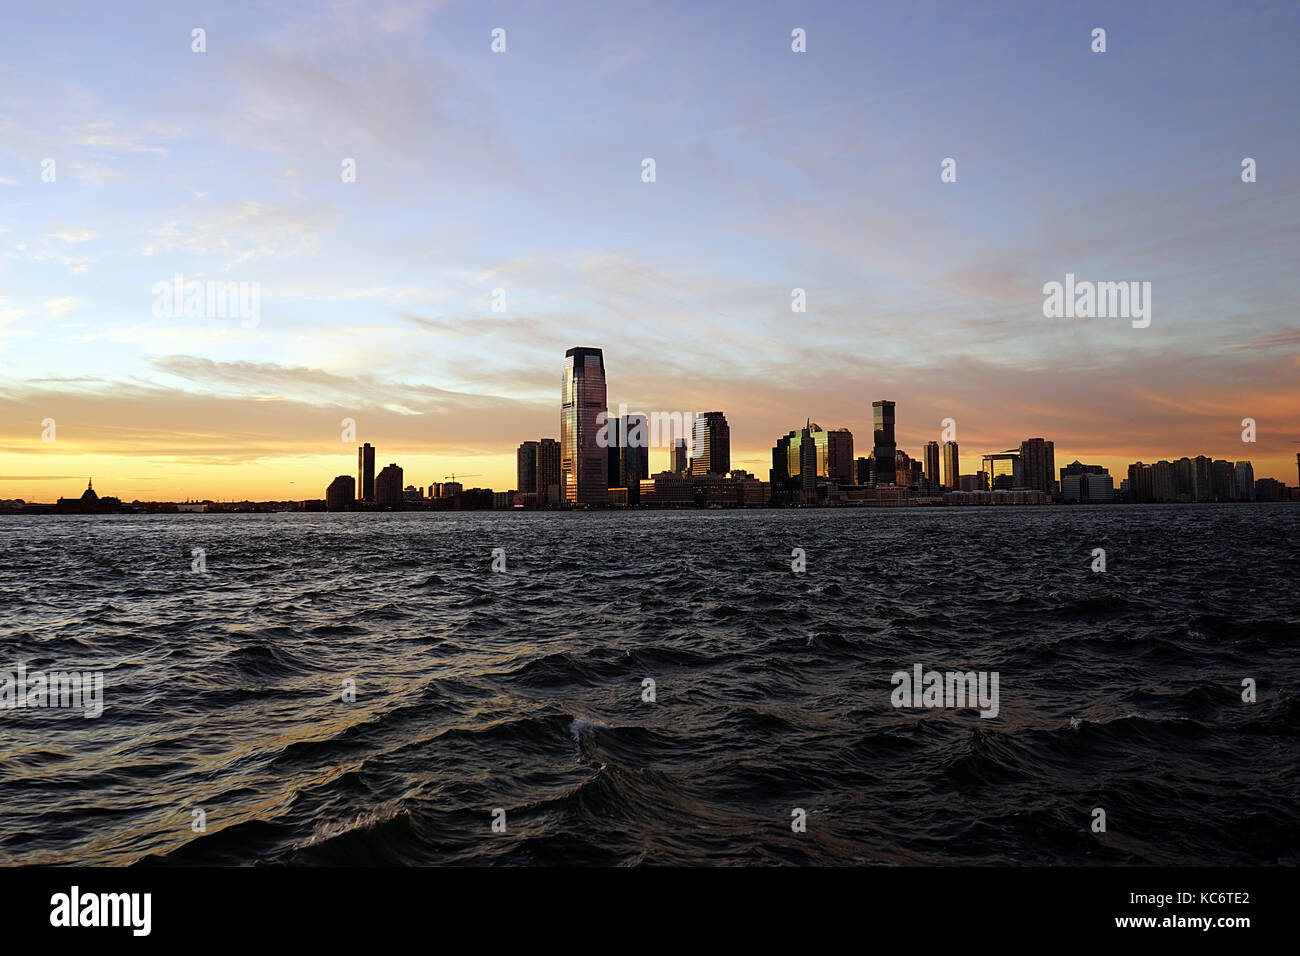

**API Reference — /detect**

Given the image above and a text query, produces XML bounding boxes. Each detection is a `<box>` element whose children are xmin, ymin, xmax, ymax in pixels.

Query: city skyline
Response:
<box><xmin>2</xmin><ymin>1</ymin><xmax>1299</xmax><ymax>500</ymax></box>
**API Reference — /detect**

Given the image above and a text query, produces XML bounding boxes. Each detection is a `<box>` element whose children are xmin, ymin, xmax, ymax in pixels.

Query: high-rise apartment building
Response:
<box><xmin>561</xmin><ymin>347</ymin><xmax>608</xmax><ymax>504</ymax></box>
<box><xmin>536</xmin><ymin>438</ymin><xmax>562</xmax><ymax>506</ymax></box>
<box><xmin>924</xmin><ymin>441</ymin><xmax>941</xmax><ymax>489</ymax></box>
<box><xmin>1235</xmin><ymin>460</ymin><xmax>1255</xmax><ymax>501</ymax></box>
<box><xmin>1019</xmin><ymin>438</ymin><xmax>1056</xmax><ymax>495</ymax></box>
<box><xmin>942</xmin><ymin>440</ymin><xmax>959</xmax><ymax>490</ymax></box>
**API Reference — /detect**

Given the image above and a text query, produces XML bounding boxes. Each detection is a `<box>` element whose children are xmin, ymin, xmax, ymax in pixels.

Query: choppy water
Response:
<box><xmin>1</xmin><ymin>504</ymin><xmax>1297</xmax><ymax>866</ymax></box>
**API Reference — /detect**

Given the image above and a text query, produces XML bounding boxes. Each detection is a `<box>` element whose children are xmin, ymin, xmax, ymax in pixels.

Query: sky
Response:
<box><xmin>1</xmin><ymin>0</ymin><xmax>1298</xmax><ymax>501</ymax></box>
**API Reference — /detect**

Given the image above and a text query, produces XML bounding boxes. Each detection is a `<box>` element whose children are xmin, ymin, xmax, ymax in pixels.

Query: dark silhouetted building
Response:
<box><xmin>1236</xmin><ymin>460</ymin><xmax>1255</xmax><ymax>501</ymax></box>
<box><xmin>517</xmin><ymin>441</ymin><xmax>539</xmax><ymax>494</ymax></box>
<box><xmin>536</xmin><ymin>438</ymin><xmax>561</xmax><ymax>506</ymax></box>
<box><xmin>983</xmin><ymin>451</ymin><xmax>1021</xmax><ymax>490</ymax></box>
<box><xmin>826</xmin><ymin>428</ymin><xmax>854</xmax><ymax>485</ymax></box>
<box><xmin>357</xmin><ymin>442</ymin><xmax>375</xmax><ymax>501</ymax></box>
<box><xmin>561</xmin><ymin>347</ymin><xmax>608</xmax><ymax>504</ymax></box>
<box><xmin>1060</xmin><ymin>462</ymin><xmax>1112</xmax><ymax>502</ymax></box>
<box><xmin>607</xmin><ymin>413</ymin><xmax>649</xmax><ymax>503</ymax></box>
<box><xmin>671</xmin><ymin>437</ymin><xmax>688</xmax><ymax>476</ymax></box>
<box><xmin>326</xmin><ymin>475</ymin><xmax>355</xmax><ymax>511</ymax></box>
<box><xmin>924</xmin><ymin>441</ymin><xmax>941</xmax><ymax>490</ymax></box>
<box><xmin>1255</xmin><ymin>477</ymin><xmax>1286</xmax><ymax>501</ymax></box>
<box><xmin>856</xmin><ymin>456</ymin><xmax>872</xmax><ymax>484</ymax></box>
<box><xmin>1019</xmin><ymin>438</ymin><xmax>1055</xmax><ymax>495</ymax></box>
<box><xmin>375</xmin><ymin>463</ymin><xmax>404</xmax><ymax>509</ymax></box>
<box><xmin>55</xmin><ymin>479</ymin><xmax>121</xmax><ymax>514</ymax></box>
<box><xmin>1211</xmin><ymin>459</ymin><xmax>1237</xmax><ymax>501</ymax></box>
<box><xmin>872</xmin><ymin>400</ymin><xmax>896</xmax><ymax>485</ymax></box>
<box><xmin>799</xmin><ymin>421</ymin><xmax>817</xmax><ymax>503</ymax></box>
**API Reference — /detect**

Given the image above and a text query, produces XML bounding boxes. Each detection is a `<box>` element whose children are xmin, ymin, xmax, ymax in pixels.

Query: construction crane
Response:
<box><xmin>443</xmin><ymin>473</ymin><xmax>481</xmax><ymax>483</ymax></box>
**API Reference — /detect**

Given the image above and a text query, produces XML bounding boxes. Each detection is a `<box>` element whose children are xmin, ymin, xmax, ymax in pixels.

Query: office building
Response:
<box><xmin>690</xmin><ymin>411</ymin><xmax>731</xmax><ymax>477</ymax></box>
<box><xmin>357</xmin><ymin>442</ymin><xmax>375</xmax><ymax>501</ymax></box>
<box><xmin>536</xmin><ymin>438</ymin><xmax>562</xmax><ymax>506</ymax></box>
<box><xmin>871</xmin><ymin>400</ymin><xmax>896</xmax><ymax>485</ymax></box>
<box><xmin>517</xmin><ymin>441</ymin><xmax>539</xmax><ymax>494</ymax></box>
<box><xmin>607</xmin><ymin>414</ymin><xmax>649</xmax><ymax>502</ymax></box>
<box><xmin>561</xmin><ymin>346</ymin><xmax>608</xmax><ymax>504</ymax></box>
<box><xmin>827</xmin><ymin>428</ymin><xmax>855</xmax><ymax>485</ymax></box>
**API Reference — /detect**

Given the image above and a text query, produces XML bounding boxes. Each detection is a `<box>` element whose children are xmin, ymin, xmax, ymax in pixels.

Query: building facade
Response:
<box><xmin>374</xmin><ymin>463</ymin><xmax>404</xmax><ymax>509</ymax></box>
<box><xmin>690</xmin><ymin>411</ymin><xmax>731</xmax><ymax>477</ymax></box>
<box><xmin>517</xmin><ymin>441</ymin><xmax>539</xmax><ymax>494</ymax></box>
<box><xmin>561</xmin><ymin>346</ymin><xmax>608</xmax><ymax>504</ymax></box>
<box><xmin>357</xmin><ymin>442</ymin><xmax>375</xmax><ymax>501</ymax></box>
<box><xmin>871</xmin><ymin>400</ymin><xmax>896</xmax><ymax>485</ymax></box>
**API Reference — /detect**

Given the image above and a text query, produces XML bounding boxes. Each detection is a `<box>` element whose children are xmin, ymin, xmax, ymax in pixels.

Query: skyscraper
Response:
<box><xmin>1236</xmin><ymin>460</ymin><xmax>1255</xmax><ymax>501</ymax></box>
<box><xmin>536</xmin><ymin>438</ymin><xmax>561</xmax><ymax>506</ymax></box>
<box><xmin>799</xmin><ymin>421</ymin><xmax>817</xmax><ymax>503</ymax></box>
<box><xmin>517</xmin><ymin>441</ymin><xmax>539</xmax><ymax>494</ymax></box>
<box><xmin>357</xmin><ymin>442</ymin><xmax>375</xmax><ymax>501</ymax></box>
<box><xmin>872</xmin><ymin>400</ymin><xmax>896</xmax><ymax>485</ymax></box>
<box><xmin>1019</xmin><ymin>438</ymin><xmax>1055</xmax><ymax>495</ymax></box>
<box><xmin>671</xmin><ymin>438</ymin><xmax>688</xmax><ymax>476</ymax></box>
<box><xmin>923</xmin><ymin>441</ymin><xmax>941</xmax><ymax>490</ymax></box>
<box><xmin>826</xmin><ymin>428</ymin><xmax>854</xmax><ymax>484</ymax></box>
<box><xmin>561</xmin><ymin>347</ymin><xmax>608</xmax><ymax>504</ymax></box>
<box><xmin>374</xmin><ymin>463</ymin><xmax>403</xmax><ymax>509</ymax></box>
<box><xmin>942</xmin><ymin>440</ymin><xmax>960</xmax><ymax>490</ymax></box>
<box><xmin>690</xmin><ymin>411</ymin><xmax>731</xmax><ymax>476</ymax></box>
<box><xmin>607</xmin><ymin>414</ymin><xmax>649</xmax><ymax>491</ymax></box>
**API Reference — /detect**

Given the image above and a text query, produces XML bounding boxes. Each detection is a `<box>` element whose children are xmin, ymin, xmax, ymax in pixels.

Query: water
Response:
<box><xmin>1</xmin><ymin>504</ymin><xmax>1296</xmax><ymax>866</ymax></box>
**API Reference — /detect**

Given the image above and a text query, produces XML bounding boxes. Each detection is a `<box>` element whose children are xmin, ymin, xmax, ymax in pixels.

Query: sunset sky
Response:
<box><xmin>2</xmin><ymin>0</ymin><xmax>1298</xmax><ymax>502</ymax></box>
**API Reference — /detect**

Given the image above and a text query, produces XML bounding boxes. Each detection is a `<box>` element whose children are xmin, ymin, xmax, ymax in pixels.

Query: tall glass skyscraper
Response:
<box><xmin>690</xmin><ymin>411</ymin><xmax>731</xmax><ymax>476</ymax></box>
<box><xmin>872</xmin><ymin>400</ymin><xmax>896</xmax><ymax>485</ymax></box>
<box><xmin>561</xmin><ymin>347</ymin><xmax>608</xmax><ymax>504</ymax></box>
